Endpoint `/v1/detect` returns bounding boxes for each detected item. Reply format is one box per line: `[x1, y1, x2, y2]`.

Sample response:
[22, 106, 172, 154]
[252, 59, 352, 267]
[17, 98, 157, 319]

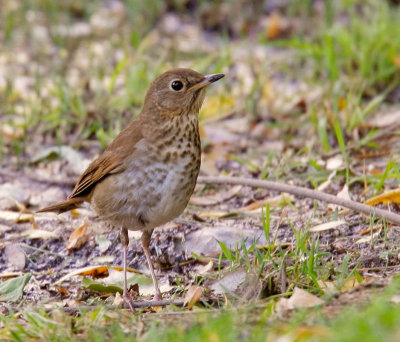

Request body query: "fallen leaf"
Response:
[22, 229, 58, 240]
[309, 220, 347, 232]
[0, 273, 32, 302]
[55, 286, 69, 296]
[355, 229, 381, 244]
[184, 285, 203, 309]
[184, 225, 268, 256]
[0, 272, 23, 279]
[0, 210, 33, 223]
[339, 276, 361, 292]
[196, 261, 214, 275]
[368, 110, 400, 128]
[240, 193, 294, 213]
[197, 210, 237, 219]
[210, 269, 247, 295]
[190, 185, 242, 206]
[92, 255, 115, 264]
[328, 184, 351, 211]
[67, 217, 89, 251]
[365, 189, 400, 205]
[276, 287, 323, 315]
[113, 291, 124, 307]
[326, 155, 343, 170]
[266, 11, 283, 39]
[4, 244, 26, 270]
[55, 265, 110, 284]
[0, 183, 28, 210]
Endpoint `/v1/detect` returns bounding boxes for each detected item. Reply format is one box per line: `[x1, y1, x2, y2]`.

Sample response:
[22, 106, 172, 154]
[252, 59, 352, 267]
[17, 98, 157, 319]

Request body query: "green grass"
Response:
[1, 278, 400, 341]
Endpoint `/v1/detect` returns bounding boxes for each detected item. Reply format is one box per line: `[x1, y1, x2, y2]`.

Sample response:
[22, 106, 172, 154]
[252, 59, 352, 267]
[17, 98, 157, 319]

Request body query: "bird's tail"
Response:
[37, 198, 84, 214]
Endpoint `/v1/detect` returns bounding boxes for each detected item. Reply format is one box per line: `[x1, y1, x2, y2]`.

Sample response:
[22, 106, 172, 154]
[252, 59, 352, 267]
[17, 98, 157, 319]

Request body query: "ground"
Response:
[1, 0, 400, 341]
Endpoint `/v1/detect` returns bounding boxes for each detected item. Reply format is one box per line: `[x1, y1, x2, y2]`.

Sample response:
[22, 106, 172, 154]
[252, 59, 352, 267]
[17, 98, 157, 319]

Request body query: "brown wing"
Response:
[37, 119, 144, 214]
[69, 119, 144, 199]
[68, 150, 125, 199]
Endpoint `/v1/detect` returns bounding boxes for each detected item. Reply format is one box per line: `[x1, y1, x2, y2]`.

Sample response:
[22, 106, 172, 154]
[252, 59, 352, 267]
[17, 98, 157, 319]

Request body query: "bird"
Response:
[38, 68, 225, 311]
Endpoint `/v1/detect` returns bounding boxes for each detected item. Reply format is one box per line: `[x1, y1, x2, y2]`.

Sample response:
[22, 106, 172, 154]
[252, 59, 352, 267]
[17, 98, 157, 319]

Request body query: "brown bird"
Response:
[38, 68, 224, 310]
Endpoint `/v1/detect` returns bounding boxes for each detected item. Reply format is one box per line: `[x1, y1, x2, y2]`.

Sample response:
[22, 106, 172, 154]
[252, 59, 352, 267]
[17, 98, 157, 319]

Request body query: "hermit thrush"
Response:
[38, 68, 224, 310]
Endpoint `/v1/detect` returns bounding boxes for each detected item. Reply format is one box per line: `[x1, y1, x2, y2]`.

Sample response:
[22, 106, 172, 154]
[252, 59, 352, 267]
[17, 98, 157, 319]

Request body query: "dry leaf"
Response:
[326, 155, 343, 170]
[22, 229, 58, 240]
[355, 229, 381, 244]
[365, 189, 400, 205]
[112, 291, 124, 307]
[196, 261, 214, 275]
[0, 272, 23, 279]
[210, 269, 247, 295]
[190, 185, 242, 206]
[184, 285, 203, 310]
[266, 11, 283, 39]
[240, 193, 294, 213]
[276, 287, 324, 316]
[368, 110, 400, 128]
[0, 210, 33, 223]
[309, 220, 347, 232]
[339, 276, 361, 292]
[55, 286, 69, 295]
[197, 210, 237, 219]
[328, 184, 351, 211]
[67, 217, 89, 251]
[55, 265, 110, 284]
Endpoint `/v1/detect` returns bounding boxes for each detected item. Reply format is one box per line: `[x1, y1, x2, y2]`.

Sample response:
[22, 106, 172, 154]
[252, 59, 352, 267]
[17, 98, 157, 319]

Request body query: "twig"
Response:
[197, 176, 400, 225]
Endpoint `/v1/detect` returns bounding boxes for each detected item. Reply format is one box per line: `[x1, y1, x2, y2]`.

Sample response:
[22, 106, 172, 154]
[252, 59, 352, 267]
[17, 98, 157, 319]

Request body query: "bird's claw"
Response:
[123, 294, 136, 313]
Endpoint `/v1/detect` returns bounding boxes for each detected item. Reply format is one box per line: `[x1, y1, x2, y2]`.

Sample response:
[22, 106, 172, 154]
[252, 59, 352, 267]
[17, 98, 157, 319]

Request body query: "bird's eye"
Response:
[171, 80, 183, 91]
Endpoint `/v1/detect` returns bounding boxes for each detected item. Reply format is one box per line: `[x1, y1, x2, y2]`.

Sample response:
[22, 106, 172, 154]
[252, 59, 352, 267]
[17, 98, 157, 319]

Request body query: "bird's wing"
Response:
[69, 120, 144, 199]
[68, 150, 126, 199]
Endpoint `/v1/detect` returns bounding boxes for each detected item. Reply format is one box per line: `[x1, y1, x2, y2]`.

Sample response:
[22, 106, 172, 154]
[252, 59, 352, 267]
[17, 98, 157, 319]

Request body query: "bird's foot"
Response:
[153, 293, 162, 302]
[123, 294, 136, 313]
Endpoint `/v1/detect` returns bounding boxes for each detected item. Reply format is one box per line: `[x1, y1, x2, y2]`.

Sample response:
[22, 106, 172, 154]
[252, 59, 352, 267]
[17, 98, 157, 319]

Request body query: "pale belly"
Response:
[91, 143, 200, 231]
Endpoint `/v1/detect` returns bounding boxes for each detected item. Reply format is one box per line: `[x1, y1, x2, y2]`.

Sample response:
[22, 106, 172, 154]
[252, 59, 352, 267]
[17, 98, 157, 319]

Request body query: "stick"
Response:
[197, 176, 400, 225]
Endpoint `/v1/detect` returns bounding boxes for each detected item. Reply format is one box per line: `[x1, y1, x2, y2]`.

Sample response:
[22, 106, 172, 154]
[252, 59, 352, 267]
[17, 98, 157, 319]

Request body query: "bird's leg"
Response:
[121, 228, 135, 312]
[141, 230, 162, 301]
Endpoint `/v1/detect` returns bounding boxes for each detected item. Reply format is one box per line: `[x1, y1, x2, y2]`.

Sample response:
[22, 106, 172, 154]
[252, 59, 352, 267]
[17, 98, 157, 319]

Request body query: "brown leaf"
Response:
[67, 217, 89, 251]
[55, 286, 69, 295]
[266, 11, 283, 39]
[184, 285, 203, 310]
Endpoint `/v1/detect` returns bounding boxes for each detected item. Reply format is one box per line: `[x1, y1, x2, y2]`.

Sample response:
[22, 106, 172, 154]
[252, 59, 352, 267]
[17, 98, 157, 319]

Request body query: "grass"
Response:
[1, 278, 400, 341]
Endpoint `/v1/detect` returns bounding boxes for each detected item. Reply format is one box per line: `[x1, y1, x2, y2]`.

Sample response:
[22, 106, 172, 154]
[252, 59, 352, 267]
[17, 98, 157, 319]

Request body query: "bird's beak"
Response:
[187, 73, 225, 92]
